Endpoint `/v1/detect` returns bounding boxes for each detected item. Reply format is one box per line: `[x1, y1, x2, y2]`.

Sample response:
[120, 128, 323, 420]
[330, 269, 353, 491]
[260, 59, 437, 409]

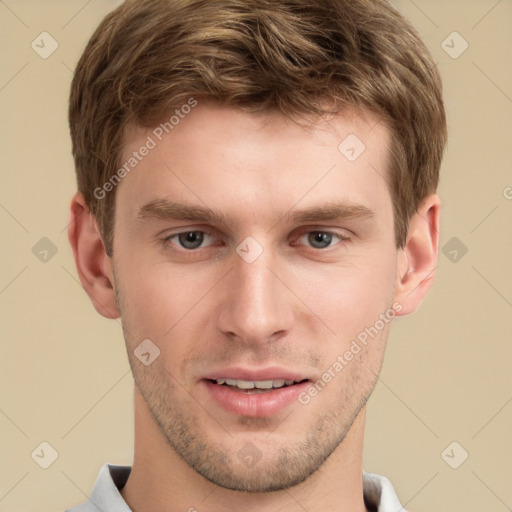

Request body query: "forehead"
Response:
[122, 102, 387, 156]
[116, 102, 393, 228]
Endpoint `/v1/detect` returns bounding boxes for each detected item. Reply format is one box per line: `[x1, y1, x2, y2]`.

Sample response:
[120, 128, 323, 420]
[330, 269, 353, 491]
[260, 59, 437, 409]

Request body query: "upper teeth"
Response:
[216, 378, 295, 389]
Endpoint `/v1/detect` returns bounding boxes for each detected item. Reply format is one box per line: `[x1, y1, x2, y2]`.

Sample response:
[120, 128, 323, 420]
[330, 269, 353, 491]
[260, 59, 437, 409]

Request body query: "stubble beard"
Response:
[113, 274, 379, 493]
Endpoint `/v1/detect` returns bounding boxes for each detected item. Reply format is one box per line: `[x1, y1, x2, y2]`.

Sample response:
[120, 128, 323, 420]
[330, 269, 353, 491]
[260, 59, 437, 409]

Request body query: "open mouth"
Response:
[203, 374, 311, 416]
[206, 378, 309, 394]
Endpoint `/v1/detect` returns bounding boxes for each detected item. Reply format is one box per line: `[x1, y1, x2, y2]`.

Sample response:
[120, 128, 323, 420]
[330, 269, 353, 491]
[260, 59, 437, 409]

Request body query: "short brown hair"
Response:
[69, 0, 447, 256]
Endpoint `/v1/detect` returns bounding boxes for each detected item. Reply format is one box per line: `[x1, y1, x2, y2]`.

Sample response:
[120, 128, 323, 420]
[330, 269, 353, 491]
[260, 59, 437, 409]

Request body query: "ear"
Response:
[67, 192, 120, 319]
[393, 193, 441, 316]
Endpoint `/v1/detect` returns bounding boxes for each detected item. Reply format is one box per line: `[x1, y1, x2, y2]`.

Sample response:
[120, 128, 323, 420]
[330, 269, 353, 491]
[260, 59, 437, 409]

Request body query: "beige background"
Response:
[0, 1, 511, 511]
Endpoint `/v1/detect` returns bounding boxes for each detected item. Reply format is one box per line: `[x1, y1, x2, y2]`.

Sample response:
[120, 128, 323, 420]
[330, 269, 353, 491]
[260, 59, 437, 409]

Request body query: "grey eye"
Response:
[178, 231, 205, 249]
[307, 232, 333, 249]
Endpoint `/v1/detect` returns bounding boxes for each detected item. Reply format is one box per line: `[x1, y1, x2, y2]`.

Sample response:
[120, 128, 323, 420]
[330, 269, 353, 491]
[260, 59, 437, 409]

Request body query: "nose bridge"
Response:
[218, 244, 293, 344]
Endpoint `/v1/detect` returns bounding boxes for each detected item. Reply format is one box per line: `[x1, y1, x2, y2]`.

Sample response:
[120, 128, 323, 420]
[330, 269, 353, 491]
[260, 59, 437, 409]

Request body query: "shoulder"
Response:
[363, 471, 406, 512]
[64, 463, 132, 512]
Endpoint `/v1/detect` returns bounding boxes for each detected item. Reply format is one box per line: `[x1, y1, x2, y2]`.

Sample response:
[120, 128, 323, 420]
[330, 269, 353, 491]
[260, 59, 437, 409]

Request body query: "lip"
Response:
[201, 367, 309, 383]
[202, 379, 310, 418]
[200, 367, 311, 418]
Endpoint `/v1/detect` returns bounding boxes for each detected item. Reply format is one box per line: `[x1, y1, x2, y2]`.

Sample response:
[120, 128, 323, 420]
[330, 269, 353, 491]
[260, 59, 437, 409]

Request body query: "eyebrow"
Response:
[136, 199, 375, 226]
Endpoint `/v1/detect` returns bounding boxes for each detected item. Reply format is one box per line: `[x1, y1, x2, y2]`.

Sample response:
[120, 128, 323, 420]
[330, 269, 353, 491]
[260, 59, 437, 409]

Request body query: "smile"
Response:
[202, 372, 312, 417]
[209, 378, 308, 393]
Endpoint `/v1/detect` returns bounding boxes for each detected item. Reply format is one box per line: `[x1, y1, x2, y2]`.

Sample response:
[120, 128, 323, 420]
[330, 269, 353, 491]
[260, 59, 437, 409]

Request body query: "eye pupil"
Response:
[308, 231, 332, 249]
[179, 231, 204, 249]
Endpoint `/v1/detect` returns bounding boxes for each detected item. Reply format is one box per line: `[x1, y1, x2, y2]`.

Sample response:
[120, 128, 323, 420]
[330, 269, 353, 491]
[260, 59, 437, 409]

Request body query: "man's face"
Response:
[111, 102, 399, 492]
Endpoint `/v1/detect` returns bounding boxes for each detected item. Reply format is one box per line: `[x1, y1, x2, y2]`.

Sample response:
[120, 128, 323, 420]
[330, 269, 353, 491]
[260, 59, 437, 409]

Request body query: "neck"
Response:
[120, 386, 369, 512]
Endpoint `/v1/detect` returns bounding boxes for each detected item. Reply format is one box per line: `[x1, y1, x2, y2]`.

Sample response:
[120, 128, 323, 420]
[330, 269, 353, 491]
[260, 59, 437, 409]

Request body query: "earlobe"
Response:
[67, 192, 120, 319]
[393, 194, 441, 316]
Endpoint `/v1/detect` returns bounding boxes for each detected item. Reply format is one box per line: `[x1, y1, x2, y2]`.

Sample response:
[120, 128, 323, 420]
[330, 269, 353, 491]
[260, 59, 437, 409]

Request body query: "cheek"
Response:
[116, 261, 219, 367]
[116, 262, 191, 341]
[290, 252, 397, 343]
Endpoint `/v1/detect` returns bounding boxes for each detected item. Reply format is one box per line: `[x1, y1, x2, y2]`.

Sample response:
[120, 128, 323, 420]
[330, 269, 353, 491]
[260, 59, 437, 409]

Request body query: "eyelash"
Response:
[160, 228, 350, 252]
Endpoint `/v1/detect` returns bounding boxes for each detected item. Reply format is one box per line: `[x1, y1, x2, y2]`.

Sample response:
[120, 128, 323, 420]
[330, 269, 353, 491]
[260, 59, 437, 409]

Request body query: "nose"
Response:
[217, 245, 295, 346]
